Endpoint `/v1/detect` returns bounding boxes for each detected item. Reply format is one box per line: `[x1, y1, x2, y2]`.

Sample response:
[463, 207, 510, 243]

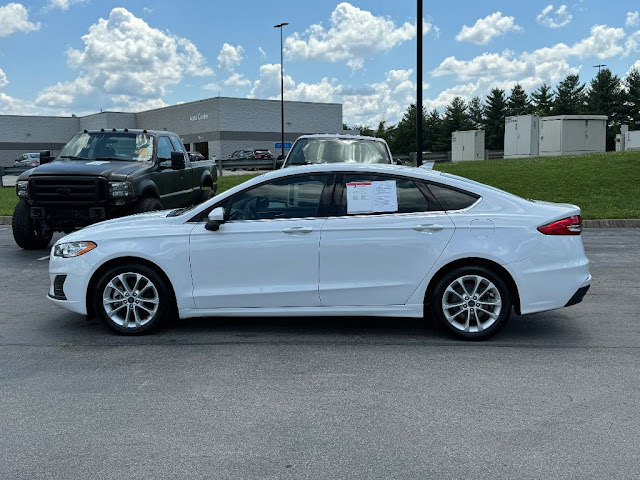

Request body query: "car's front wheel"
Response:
[430, 266, 511, 340]
[93, 264, 173, 334]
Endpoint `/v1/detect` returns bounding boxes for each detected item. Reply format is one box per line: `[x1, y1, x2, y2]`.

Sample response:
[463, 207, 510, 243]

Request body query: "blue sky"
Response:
[1, 1, 639, 126]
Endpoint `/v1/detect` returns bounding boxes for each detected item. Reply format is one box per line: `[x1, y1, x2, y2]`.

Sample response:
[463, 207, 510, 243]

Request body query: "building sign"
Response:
[190, 113, 209, 121]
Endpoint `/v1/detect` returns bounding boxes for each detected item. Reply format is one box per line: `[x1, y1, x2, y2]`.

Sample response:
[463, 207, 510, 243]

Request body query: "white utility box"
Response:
[451, 130, 485, 161]
[504, 115, 539, 158]
[539, 115, 607, 156]
[625, 130, 640, 151]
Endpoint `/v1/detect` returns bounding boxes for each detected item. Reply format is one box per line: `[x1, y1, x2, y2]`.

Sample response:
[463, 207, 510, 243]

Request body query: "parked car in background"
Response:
[188, 151, 205, 162]
[14, 153, 40, 168]
[229, 150, 253, 160]
[48, 163, 590, 340]
[251, 149, 274, 160]
[13, 129, 217, 250]
[281, 134, 393, 168]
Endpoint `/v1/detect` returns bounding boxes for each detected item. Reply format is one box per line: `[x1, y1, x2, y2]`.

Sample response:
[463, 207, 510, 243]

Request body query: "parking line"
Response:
[37, 256, 49, 261]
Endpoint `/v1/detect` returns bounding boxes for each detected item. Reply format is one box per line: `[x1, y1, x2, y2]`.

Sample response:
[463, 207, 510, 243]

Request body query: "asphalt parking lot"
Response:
[1, 227, 639, 479]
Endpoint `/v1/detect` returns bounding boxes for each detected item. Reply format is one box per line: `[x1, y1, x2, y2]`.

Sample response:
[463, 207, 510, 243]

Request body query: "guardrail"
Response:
[0, 165, 31, 187]
[394, 150, 505, 166]
[216, 157, 278, 177]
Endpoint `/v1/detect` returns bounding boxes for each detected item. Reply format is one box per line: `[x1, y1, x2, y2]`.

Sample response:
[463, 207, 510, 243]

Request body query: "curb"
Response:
[1, 215, 639, 228]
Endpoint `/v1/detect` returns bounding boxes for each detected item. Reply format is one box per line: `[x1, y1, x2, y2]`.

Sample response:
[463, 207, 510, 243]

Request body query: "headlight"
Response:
[109, 181, 133, 198]
[16, 181, 29, 198]
[53, 241, 97, 258]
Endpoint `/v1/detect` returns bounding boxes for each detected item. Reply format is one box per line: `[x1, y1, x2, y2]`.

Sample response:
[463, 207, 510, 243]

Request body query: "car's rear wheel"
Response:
[93, 264, 172, 334]
[430, 266, 511, 340]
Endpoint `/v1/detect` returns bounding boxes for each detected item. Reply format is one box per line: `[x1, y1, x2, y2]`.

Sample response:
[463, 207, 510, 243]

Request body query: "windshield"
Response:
[285, 138, 390, 166]
[56, 132, 154, 162]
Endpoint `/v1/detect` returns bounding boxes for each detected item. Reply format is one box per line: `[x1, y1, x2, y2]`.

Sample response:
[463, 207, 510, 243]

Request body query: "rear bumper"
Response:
[565, 284, 590, 307]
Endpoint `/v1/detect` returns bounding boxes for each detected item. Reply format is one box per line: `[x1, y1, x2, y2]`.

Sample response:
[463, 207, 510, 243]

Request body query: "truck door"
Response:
[156, 136, 191, 208]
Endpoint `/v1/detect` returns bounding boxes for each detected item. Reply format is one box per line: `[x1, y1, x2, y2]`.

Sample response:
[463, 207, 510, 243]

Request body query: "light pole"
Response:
[274, 22, 289, 158]
[416, 1, 423, 167]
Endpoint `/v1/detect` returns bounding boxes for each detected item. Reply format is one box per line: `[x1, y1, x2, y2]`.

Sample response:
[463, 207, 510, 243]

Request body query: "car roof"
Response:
[295, 134, 388, 143]
[82, 129, 177, 136]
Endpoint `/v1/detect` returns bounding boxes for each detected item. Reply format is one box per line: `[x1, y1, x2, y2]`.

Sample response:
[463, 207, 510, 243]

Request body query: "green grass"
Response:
[433, 151, 640, 219]
[2, 152, 639, 219]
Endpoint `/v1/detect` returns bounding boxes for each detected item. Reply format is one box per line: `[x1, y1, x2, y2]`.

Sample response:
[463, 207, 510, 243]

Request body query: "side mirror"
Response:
[171, 151, 186, 170]
[205, 207, 225, 231]
[39, 150, 52, 165]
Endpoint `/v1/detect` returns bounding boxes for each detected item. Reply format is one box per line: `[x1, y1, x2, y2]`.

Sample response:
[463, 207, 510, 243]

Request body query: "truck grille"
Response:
[30, 177, 108, 204]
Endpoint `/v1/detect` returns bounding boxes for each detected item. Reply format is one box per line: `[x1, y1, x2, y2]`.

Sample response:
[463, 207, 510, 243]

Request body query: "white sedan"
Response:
[48, 163, 590, 340]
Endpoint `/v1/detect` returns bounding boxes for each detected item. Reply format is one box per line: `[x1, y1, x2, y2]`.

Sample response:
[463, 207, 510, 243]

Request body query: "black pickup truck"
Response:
[13, 128, 217, 249]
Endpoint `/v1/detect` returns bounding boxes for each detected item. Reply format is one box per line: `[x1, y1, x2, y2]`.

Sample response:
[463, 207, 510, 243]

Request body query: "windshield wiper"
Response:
[167, 206, 193, 217]
[95, 157, 122, 161]
[59, 155, 85, 160]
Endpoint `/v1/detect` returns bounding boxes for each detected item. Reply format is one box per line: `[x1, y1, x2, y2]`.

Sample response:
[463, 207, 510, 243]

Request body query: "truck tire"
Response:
[197, 188, 215, 204]
[12, 200, 53, 250]
[133, 197, 163, 214]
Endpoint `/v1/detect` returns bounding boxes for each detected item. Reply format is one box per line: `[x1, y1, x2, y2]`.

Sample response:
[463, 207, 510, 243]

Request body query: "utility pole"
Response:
[416, 0, 423, 167]
[274, 22, 289, 158]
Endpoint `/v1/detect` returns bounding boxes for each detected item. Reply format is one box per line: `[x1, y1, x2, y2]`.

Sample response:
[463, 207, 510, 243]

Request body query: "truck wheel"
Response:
[197, 188, 215, 204]
[93, 263, 173, 334]
[133, 197, 163, 214]
[12, 200, 53, 250]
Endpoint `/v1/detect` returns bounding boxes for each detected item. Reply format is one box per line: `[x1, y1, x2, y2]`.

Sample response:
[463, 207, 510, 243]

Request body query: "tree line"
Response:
[346, 68, 640, 154]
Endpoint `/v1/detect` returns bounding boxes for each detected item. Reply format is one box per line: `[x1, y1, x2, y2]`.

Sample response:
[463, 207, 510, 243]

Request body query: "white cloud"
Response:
[47, 0, 83, 11]
[455, 12, 521, 45]
[217, 43, 244, 72]
[258, 46, 267, 60]
[537, 4, 572, 29]
[0, 3, 40, 37]
[626, 31, 640, 54]
[202, 82, 220, 92]
[223, 72, 251, 87]
[248, 63, 340, 103]
[0, 68, 8, 88]
[284, 2, 422, 69]
[342, 69, 416, 126]
[626, 11, 639, 28]
[33, 7, 212, 112]
[434, 24, 625, 84]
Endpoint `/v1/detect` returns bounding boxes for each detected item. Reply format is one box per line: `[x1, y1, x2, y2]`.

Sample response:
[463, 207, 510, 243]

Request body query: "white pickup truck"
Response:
[281, 134, 394, 167]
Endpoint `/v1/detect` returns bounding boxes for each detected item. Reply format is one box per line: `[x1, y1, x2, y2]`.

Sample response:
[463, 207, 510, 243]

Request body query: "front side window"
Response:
[338, 174, 435, 216]
[157, 137, 174, 160]
[226, 174, 329, 221]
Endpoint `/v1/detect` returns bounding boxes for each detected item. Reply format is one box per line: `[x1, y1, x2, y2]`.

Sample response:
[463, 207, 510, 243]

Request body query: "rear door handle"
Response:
[282, 227, 314, 235]
[412, 224, 445, 232]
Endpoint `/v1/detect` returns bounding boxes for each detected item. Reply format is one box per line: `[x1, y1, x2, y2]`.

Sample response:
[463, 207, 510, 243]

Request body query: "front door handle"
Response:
[412, 224, 445, 232]
[282, 227, 314, 235]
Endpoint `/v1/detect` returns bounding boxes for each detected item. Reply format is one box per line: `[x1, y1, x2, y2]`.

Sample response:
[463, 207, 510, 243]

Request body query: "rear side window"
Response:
[337, 173, 436, 215]
[427, 183, 479, 211]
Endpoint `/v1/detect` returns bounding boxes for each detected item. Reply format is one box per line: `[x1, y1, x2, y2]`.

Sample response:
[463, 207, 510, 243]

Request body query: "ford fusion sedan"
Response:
[48, 163, 590, 340]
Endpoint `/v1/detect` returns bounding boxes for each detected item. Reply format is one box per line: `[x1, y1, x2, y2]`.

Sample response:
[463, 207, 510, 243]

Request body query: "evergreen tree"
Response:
[552, 74, 586, 115]
[468, 96, 485, 129]
[389, 103, 427, 154]
[506, 84, 531, 116]
[531, 83, 554, 116]
[443, 97, 473, 133]
[586, 68, 625, 150]
[624, 68, 640, 130]
[425, 108, 445, 152]
[484, 88, 508, 150]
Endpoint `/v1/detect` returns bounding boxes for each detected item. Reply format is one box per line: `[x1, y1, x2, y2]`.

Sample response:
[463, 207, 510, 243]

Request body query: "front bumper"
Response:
[47, 252, 96, 315]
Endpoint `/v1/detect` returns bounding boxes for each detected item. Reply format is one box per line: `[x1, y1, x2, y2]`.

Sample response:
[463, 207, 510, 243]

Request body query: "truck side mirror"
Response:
[205, 207, 225, 231]
[171, 151, 186, 170]
[39, 150, 52, 165]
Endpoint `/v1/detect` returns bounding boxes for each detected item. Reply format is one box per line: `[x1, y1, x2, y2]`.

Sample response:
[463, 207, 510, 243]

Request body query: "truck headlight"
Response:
[16, 181, 29, 198]
[109, 181, 133, 198]
[53, 241, 97, 258]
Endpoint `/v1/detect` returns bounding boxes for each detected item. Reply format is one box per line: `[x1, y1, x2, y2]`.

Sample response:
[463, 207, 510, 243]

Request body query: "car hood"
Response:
[21, 159, 149, 181]
[54, 210, 177, 245]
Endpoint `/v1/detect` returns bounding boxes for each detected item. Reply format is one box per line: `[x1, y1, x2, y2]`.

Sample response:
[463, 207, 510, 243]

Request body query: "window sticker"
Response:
[346, 180, 398, 214]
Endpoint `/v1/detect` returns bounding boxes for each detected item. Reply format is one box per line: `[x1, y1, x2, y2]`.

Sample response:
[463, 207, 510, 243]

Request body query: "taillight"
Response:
[254, 154, 260, 158]
[538, 215, 583, 235]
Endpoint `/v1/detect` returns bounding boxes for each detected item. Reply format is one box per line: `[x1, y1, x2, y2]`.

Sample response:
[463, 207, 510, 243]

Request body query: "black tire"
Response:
[133, 197, 162, 214]
[93, 263, 173, 334]
[197, 188, 215, 204]
[12, 200, 53, 250]
[430, 265, 512, 341]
